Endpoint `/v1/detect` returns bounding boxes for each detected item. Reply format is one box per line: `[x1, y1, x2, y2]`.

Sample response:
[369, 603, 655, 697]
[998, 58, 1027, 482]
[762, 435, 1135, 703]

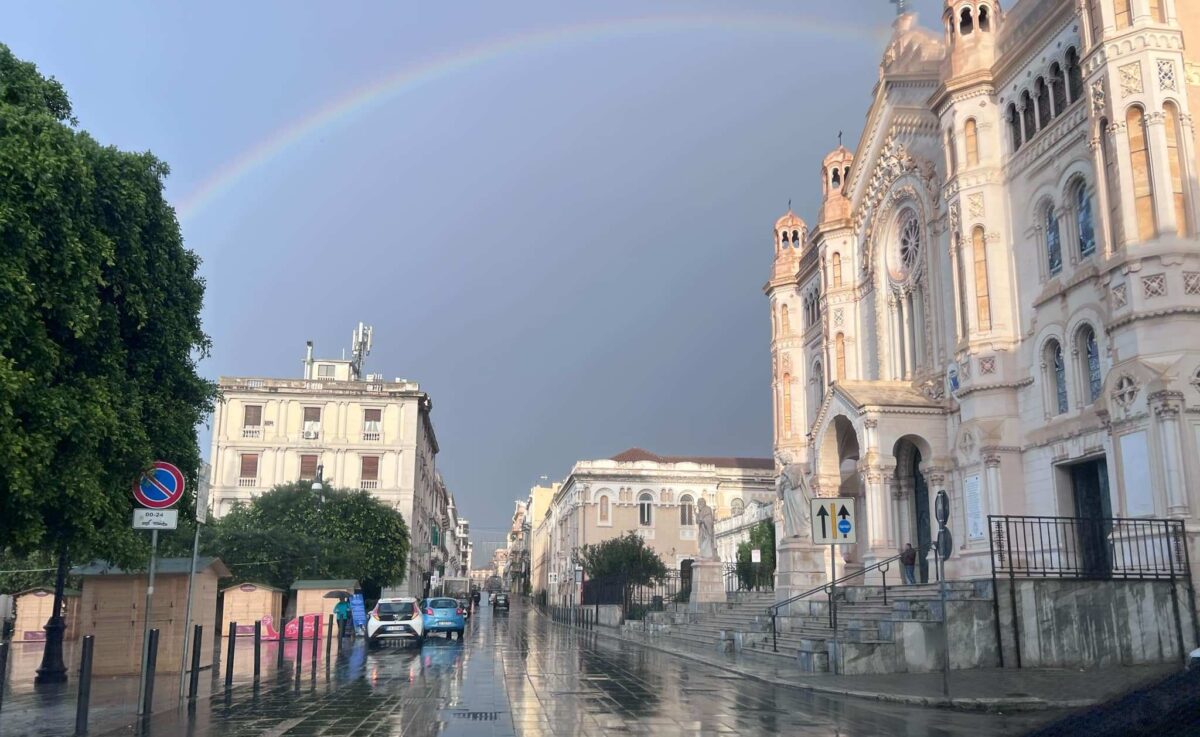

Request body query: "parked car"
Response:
[367, 597, 423, 646]
[420, 597, 466, 639]
[492, 592, 510, 611]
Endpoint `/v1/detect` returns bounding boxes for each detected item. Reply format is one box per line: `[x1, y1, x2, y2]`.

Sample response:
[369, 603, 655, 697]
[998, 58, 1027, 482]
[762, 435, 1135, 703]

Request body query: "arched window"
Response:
[1046, 67, 1065, 121]
[792, 229, 800, 246]
[1088, 2, 1104, 44]
[831, 169, 841, 189]
[1164, 102, 1190, 237]
[835, 333, 847, 382]
[781, 232, 790, 249]
[1079, 326, 1103, 403]
[781, 373, 793, 437]
[1101, 117, 1123, 247]
[731, 498, 745, 516]
[1115, 0, 1133, 29]
[1127, 106, 1157, 242]
[599, 495, 610, 523]
[1075, 181, 1096, 256]
[780, 304, 790, 334]
[1066, 48, 1083, 102]
[948, 129, 958, 175]
[679, 494, 695, 526]
[1151, 0, 1167, 23]
[1022, 91, 1037, 140]
[831, 252, 843, 287]
[1036, 78, 1051, 129]
[979, 4, 991, 32]
[965, 119, 979, 166]
[1008, 104, 1022, 151]
[1047, 340, 1069, 415]
[638, 492, 653, 526]
[960, 7, 974, 35]
[972, 227, 991, 331]
[1046, 205, 1063, 276]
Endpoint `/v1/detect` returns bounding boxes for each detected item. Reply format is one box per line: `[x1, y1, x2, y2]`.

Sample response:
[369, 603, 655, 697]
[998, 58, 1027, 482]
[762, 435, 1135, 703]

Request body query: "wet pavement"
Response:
[2, 603, 1066, 736]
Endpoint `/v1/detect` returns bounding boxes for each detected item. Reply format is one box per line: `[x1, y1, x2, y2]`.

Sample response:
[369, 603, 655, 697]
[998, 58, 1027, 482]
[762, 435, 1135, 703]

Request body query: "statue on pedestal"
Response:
[775, 451, 813, 539]
[696, 497, 716, 560]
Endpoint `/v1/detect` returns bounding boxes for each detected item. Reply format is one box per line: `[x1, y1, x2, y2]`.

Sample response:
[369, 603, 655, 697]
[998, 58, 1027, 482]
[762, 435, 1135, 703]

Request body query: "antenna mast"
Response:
[350, 322, 373, 381]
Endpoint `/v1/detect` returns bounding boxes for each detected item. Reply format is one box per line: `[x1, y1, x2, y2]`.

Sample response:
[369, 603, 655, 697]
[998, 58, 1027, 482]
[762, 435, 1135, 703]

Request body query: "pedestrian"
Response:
[471, 589, 481, 612]
[900, 543, 917, 585]
[333, 597, 350, 638]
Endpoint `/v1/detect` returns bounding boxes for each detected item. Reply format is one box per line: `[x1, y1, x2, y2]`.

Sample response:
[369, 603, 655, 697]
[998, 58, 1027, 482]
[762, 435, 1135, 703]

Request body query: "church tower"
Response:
[814, 145, 858, 387]
[767, 210, 808, 461]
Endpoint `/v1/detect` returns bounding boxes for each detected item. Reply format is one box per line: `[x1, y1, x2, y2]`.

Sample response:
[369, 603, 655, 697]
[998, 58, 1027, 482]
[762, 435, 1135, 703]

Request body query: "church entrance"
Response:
[894, 436, 932, 583]
[1069, 458, 1111, 579]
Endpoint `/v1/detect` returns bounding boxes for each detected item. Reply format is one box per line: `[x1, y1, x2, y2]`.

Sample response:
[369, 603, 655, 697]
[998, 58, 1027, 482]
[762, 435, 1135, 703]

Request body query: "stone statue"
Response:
[696, 497, 716, 560]
[775, 451, 813, 539]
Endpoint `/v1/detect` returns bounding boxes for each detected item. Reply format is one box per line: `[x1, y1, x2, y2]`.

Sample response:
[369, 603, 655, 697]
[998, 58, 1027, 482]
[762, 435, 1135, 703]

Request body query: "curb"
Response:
[544, 614, 1093, 713]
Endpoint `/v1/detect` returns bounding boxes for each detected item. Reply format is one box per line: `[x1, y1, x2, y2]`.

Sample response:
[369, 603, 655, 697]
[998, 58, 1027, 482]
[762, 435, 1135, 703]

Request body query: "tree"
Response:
[0, 45, 216, 682]
[735, 521, 776, 591]
[578, 533, 667, 587]
[205, 482, 410, 601]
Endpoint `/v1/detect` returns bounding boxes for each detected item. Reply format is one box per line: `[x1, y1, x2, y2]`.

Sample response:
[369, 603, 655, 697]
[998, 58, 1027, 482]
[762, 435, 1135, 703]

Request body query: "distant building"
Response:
[538, 448, 773, 604]
[207, 327, 461, 596]
[715, 500, 775, 565]
[527, 482, 561, 598]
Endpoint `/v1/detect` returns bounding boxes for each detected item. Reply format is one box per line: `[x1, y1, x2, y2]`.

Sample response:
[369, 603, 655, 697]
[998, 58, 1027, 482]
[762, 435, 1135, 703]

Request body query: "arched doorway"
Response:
[894, 436, 932, 583]
[818, 415, 864, 568]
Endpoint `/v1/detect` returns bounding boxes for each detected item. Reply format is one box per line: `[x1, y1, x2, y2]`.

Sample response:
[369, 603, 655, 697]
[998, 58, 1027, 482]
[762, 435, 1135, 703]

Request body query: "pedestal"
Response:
[775, 537, 827, 602]
[689, 560, 725, 608]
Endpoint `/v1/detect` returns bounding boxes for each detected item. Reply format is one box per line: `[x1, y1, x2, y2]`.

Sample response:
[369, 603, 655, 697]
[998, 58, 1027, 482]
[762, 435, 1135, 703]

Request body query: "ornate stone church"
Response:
[767, 0, 1200, 585]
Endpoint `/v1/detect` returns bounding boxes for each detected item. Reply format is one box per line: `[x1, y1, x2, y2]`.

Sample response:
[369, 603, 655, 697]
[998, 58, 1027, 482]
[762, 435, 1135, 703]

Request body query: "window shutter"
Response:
[361, 456, 380, 480]
[364, 408, 381, 423]
[240, 454, 259, 478]
[303, 407, 321, 422]
[300, 455, 318, 480]
[243, 405, 262, 427]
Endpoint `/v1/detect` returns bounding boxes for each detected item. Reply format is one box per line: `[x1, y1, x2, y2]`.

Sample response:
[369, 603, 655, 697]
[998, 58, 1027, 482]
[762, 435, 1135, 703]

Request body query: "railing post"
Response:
[74, 635, 94, 736]
[882, 565, 888, 607]
[188, 624, 202, 702]
[989, 516, 1005, 668]
[225, 622, 236, 694]
[771, 610, 777, 653]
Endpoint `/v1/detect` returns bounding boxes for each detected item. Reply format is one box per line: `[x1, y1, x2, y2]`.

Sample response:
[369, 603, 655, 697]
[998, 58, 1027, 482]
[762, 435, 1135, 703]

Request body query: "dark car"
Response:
[492, 592, 510, 610]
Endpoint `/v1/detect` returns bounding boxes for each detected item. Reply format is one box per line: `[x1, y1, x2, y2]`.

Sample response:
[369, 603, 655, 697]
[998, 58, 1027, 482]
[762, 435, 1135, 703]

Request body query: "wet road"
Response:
[98, 602, 1056, 737]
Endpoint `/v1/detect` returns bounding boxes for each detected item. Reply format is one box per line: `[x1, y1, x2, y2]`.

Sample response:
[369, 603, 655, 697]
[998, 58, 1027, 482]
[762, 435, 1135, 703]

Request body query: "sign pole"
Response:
[137, 529, 159, 715]
[829, 543, 838, 676]
[178, 466, 208, 701]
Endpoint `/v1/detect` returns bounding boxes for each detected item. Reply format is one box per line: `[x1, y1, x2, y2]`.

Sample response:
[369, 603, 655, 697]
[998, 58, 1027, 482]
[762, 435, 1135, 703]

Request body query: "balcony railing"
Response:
[237, 477, 257, 488]
[241, 427, 261, 439]
[362, 431, 381, 441]
[360, 479, 380, 490]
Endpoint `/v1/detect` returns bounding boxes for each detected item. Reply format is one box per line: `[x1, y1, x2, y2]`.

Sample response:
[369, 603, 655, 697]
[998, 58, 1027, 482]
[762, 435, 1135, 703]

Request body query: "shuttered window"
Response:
[299, 454, 318, 481]
[239, 454, 259, 479]
[303, 407, 321, 422]
[243, 405, 262, 427]
[361, 456, 380, 481]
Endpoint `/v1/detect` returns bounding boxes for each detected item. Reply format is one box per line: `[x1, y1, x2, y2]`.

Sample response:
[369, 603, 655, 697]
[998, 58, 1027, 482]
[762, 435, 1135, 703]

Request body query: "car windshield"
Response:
[429, 598, 458, 609]
[378, 601, 414, 617]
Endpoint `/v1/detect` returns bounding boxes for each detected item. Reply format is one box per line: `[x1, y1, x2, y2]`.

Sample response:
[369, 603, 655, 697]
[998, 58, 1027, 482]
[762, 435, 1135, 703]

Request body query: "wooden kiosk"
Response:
[74, 557, 230, 676]
[220, 582, 284, 636]
[290, 579, 358, 627]
[12, 587, 81, 642]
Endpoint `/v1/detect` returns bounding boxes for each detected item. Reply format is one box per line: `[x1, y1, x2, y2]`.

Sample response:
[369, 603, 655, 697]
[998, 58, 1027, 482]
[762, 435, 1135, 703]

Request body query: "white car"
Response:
[367, 597, 423, 645]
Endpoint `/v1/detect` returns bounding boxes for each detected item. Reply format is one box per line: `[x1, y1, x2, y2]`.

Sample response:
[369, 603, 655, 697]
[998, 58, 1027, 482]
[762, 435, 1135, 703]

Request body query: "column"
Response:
[1153, 395, 1189, 516]
[984, 454, 1003, 520]
[894, 478, 912, 550]
[1111, 120, 1138, 247]
[1176, 112, 1200, 233]
[900, 292, 914, 379]
[1089, 135, 1116, 258]
[1145, 111, 1177, 237]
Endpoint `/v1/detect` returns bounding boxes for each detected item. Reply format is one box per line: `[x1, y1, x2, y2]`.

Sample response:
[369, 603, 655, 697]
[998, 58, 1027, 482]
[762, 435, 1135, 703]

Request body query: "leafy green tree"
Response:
[0, 45, 215, 681]
[735, 521, 776, 591]
[578, 532, 667, 586]
[205, 482, 410, 601]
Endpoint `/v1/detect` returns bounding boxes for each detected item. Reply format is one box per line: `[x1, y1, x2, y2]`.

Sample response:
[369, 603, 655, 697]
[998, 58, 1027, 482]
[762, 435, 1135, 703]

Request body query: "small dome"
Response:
[775, 210, 806, 231]
[823, 145, 854, 167]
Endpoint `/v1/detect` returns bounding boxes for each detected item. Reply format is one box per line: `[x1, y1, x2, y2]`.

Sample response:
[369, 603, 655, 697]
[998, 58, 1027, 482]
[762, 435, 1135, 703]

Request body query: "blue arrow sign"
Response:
[838, 519, 852, 536]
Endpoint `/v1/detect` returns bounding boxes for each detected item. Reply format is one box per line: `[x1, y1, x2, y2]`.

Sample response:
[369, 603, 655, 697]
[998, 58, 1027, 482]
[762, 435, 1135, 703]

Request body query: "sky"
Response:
[6, 0, 947, 561]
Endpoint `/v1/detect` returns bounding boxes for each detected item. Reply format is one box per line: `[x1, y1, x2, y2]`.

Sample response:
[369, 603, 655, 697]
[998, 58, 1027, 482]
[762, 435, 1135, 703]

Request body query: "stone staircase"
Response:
[647, 582, 994, 675]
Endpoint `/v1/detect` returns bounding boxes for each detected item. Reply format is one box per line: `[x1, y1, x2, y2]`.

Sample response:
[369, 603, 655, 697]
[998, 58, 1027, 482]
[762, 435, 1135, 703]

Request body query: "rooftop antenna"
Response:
[350, 322, 373, 381]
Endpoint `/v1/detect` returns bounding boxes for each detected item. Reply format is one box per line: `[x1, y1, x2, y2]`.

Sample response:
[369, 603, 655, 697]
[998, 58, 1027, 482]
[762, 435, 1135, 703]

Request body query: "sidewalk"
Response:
[573, 618, 1180, 712]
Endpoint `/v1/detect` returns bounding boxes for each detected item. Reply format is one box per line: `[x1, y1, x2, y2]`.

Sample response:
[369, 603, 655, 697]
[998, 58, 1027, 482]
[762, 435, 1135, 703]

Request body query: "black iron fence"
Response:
[724, 562, 774, 593]
[579, 572, 686, 620]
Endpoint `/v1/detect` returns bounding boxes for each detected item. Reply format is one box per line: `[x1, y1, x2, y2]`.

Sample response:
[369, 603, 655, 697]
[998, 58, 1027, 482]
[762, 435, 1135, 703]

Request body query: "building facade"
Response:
[715, 500, 775, 565]
[527, 482, 560, 597]
[768, 1, 1200, 583]
[208, 334, 456, 596]
[540, 448, 773, 604]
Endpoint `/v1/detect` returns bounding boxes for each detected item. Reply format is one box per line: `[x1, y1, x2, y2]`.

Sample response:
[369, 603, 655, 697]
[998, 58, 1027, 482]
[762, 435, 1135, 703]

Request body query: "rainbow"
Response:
[174, 13, 890, 221]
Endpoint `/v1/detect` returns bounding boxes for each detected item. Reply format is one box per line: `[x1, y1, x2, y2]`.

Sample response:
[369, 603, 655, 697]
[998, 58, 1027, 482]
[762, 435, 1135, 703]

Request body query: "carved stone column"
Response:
[1151, 392, 1188, 516]
[984, 454, 1003, 521]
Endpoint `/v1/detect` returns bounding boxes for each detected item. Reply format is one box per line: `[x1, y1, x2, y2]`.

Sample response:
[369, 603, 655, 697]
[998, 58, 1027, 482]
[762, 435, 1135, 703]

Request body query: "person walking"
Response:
[900, 543, 917, 585]
[470, 589, 481, 612]
[333, 597, 350, 638]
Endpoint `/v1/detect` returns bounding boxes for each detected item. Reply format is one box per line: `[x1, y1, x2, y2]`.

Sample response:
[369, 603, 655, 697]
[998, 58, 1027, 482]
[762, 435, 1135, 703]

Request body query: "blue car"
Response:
[421, 597, 466, 639]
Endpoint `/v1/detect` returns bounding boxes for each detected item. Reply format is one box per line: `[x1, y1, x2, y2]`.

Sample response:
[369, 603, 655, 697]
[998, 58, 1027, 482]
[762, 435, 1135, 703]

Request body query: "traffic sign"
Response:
[133, 509, 179, 530]
[133, 461, 186, 509]
[811, 497, 857, 544]
[751, 549, 762, 563]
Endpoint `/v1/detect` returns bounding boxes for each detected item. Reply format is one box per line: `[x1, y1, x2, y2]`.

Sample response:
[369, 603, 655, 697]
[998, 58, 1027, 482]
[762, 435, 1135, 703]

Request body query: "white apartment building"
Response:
[715, 500, 776, 565]
[208, 331, 451, 596]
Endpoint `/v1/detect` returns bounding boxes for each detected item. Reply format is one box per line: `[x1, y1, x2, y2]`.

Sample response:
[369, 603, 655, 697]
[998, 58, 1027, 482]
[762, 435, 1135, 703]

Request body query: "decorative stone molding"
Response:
[983, 455, 1001, 469]
[979, 356, 996, 375]
[1091, 79, 1106, 113]
[968, 193, 985, 219]
[1142, 273, 1166, 299]
[1187, 62, 1200, 87]
[1183, 272, 1200, 296]
[1158, 60, 1177, 92]
[1113, 375, 1139, 408]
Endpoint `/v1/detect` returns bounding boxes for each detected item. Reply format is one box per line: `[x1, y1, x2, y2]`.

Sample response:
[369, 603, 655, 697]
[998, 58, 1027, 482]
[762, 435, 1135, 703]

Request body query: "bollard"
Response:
[325, 614, 333, 664]
[74, 636, 95, 735]
[225, 622, 236, 693]
[294, 619, 304, 686]
[188, 625, 203, 702]
[142, 629, 160, 716]
[310, 615, 319, 675]
[0, 641, 8, 713]
[253, 621, 262, 686]
[276, 622, 285, 670]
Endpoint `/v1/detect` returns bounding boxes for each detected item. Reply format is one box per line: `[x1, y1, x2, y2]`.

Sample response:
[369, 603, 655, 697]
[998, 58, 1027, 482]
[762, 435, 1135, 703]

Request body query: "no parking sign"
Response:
[133, 461, 186, 509]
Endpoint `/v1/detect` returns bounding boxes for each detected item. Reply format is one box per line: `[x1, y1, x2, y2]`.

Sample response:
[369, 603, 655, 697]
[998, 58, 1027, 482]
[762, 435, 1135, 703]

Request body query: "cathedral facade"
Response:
[767, 0, 1200, 583]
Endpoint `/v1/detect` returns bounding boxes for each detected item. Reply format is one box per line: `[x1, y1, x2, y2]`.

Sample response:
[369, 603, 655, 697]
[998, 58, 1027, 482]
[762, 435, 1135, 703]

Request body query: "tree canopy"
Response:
[735, 521, 776, 591]
[205, 482, 410, 600]
[0, 44, 215, 564]
[578, 533, 667, 587]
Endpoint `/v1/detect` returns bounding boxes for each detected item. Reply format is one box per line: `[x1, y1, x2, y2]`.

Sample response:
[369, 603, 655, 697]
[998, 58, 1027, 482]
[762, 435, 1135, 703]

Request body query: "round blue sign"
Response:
[837, 519, 852, 535]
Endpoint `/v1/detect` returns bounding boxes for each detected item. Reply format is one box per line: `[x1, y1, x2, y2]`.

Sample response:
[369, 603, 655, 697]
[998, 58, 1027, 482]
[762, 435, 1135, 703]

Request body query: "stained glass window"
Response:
[1085, 328, 1102, 402]
[1051, 341, 1068, 414]
[1046, 206, 1063, 275]
[1077, 185, 1096, 257]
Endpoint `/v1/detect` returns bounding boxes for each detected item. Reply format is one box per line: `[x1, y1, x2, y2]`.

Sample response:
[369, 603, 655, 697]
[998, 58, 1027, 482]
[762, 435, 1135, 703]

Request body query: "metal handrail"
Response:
[767, 544, 931, 653]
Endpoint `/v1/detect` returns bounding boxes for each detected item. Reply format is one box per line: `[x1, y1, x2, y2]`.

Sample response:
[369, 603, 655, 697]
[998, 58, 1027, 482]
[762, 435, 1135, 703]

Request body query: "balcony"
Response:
[238, 477, 257, 488]
[362, 431, 381, 442]
[241, 427, 261, 439]
[360, 480, 380, 490]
